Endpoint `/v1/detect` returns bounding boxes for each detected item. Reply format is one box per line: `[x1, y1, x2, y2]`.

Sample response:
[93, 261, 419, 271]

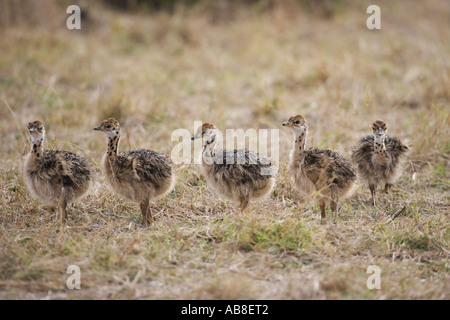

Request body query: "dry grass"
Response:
[0, 0, 449, 299]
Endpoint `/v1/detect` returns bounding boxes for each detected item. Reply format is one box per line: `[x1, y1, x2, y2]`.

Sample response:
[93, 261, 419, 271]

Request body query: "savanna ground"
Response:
[0, 0, 448, 299]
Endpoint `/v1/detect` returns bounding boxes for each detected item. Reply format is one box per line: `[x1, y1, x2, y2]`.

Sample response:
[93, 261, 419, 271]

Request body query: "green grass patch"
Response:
[217, 218, 311, 254]
[393, 233, 431, 251]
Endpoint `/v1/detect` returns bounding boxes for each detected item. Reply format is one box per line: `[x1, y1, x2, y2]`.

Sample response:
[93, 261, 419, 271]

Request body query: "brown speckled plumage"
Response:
[352, 120, 408, 205]
[24, 121, 92, 222]
[283, 115, 356, 220]
[94, 118, 175, 226]
[191, 123, 276, 212]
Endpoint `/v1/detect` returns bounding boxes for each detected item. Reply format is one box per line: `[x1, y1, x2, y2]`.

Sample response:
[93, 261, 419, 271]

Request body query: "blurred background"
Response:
[0, 0, 449, 166]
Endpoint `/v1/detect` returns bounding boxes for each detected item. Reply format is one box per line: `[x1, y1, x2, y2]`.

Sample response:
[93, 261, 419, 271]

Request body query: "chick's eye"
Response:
[295, 121, 300, 124]
[106, 125, 112, 129]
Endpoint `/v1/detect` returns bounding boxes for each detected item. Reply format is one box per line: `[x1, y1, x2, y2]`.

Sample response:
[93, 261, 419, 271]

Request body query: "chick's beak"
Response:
[94, 125, 103, 131]
[282, 121, 292, 127]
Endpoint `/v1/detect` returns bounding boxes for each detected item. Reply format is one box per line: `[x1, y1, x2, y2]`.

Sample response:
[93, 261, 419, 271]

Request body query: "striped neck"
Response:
[106, 134, 120, 157]
[202, 135, 217, 165]
[30, 136, 44, 159]
[294, 129, 307, 152]
[373, 134, 386, 155]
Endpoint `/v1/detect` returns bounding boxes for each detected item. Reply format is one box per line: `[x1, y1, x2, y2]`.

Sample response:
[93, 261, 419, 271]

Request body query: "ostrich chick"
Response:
[24, 121, 93, 222]
[94, 118, 175, 226]
[282, 115, 356, 220]
[191, 123, 276, 212]
[351, 120, 408, 206]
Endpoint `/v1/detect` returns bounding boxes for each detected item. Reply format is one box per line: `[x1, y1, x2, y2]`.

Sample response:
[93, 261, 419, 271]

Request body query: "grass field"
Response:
[0, 0, 449, 299]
